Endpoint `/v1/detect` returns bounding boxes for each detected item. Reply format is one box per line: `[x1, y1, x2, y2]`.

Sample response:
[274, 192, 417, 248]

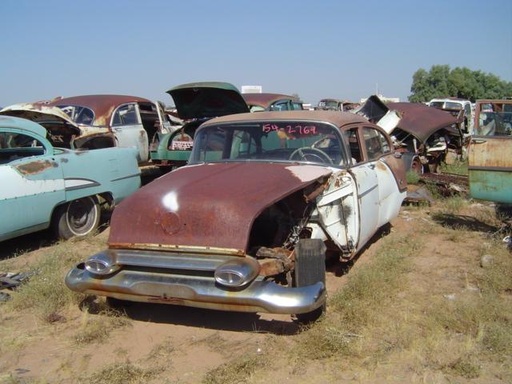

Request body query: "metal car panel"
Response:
[469, 136, 512, 204]
[1, 163, 65, 241]
[468, 99, 512, 204]
[108, 162, 332, 252]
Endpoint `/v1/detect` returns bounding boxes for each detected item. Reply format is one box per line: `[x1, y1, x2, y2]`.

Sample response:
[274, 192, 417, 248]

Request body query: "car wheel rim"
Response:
[66, 197, 98, 236]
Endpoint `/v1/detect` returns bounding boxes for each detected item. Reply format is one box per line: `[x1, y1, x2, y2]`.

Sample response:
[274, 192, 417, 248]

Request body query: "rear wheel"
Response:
[53, 196, 100, 240]
[293, 238, 326, 323]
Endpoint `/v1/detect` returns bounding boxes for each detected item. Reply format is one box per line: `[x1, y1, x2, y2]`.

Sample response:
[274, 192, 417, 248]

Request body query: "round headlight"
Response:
[214, 258, 260, 288]
[84, 252, 119, 276]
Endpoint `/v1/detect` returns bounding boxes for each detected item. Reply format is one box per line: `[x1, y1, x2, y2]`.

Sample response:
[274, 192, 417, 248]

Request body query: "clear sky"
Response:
[1, 0, 511, 108]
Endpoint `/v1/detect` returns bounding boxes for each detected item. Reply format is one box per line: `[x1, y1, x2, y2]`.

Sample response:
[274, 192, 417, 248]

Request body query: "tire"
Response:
[53, 196, 101, 240]
[293, 238, 327, 323]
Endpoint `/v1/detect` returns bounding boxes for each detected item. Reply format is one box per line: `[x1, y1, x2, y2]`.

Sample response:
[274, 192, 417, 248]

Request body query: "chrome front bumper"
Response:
[65, 249, 326, 315]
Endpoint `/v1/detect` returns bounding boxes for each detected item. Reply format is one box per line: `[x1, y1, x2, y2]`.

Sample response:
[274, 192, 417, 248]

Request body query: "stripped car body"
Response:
[468, 99, 512, 204]
[1, 95, 173, 166]
[0, 115, 140, 242]
[242, 93, 304, 112]
[150, 82, 249, 171]
[356, 96, 464, 173]
[66, 110, 407, 322]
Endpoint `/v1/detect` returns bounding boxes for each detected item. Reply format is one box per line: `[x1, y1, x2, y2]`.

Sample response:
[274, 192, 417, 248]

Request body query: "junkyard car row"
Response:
[2, 84, 509, 322]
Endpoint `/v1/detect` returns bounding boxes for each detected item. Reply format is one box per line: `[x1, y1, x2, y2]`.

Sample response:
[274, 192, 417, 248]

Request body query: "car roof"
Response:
[49, 94, 153, 112]
[201, 110, 370, 129]
[0, 115, 48, 137]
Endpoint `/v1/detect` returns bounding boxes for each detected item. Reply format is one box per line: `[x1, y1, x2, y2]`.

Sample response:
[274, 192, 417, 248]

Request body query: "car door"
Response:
[344, 126, 380, 249]
[469, 100, 512, 204]
[362, 125, 406, 225]
[469, 135, 512, 204]
[111, 103, 149, 163]
[0, 130, 65, 241]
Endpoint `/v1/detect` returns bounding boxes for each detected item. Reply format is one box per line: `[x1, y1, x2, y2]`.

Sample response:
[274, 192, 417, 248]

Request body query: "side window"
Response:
[363, 127, 390, 160]
[0, 132, 45, 163]
[112, 104, 139, 126]
[270, 101, 288, 111]
[75, 108, 94, 125]
[345, 128, 362, 163]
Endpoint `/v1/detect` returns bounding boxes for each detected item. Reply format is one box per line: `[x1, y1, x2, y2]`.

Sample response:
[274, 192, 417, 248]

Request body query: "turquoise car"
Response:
[0, 115, 141, 242]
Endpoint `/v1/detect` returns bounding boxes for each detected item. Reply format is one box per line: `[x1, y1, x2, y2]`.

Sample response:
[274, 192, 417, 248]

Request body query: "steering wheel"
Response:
[289, 147, 332, 164]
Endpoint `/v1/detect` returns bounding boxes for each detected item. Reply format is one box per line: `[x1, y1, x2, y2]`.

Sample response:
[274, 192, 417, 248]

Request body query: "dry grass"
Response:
[202, 353, 269, 384]
[280, 199, 512, 382]
[77, 361, 162, 384]
[1, 194, 511, 383]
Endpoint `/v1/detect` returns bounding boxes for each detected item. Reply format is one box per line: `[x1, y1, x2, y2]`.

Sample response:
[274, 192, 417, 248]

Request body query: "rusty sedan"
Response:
[65, 110, 407, 322]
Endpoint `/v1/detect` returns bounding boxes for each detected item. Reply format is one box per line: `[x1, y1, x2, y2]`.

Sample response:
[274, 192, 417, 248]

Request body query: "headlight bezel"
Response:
[214, 257, 260, 288]
[84, 252, 120, 276]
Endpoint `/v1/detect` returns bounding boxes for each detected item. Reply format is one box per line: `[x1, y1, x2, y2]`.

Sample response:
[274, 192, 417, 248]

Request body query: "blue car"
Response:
[0, 115, 141, 242]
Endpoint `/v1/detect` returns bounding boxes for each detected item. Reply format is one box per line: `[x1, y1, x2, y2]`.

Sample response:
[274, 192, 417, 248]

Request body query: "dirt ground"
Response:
[0, 196, 510, 384]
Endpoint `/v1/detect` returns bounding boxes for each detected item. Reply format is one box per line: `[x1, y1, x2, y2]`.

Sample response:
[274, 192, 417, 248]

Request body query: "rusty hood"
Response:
[108, 162, 333, 253]
[0, 103, 81, 136]
[387, 102, 461, 143]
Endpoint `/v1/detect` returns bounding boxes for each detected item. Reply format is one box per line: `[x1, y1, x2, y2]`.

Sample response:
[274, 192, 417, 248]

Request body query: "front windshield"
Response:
[190, 121, 348, 166]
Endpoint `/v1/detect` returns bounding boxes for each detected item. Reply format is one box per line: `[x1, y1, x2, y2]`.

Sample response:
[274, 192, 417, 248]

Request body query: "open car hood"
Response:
[167, 82, 250, 120]
[0, 103, 83, 148]
[0, 103, 81, 135]
[386, 102, 461, 143]
[108, 162, 333, 253]
[0, 102, 114, 148]
[355, 96, 460, 143]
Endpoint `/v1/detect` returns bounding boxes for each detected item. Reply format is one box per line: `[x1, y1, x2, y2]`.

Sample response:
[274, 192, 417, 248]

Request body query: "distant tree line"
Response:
[408, 65, 512, 103]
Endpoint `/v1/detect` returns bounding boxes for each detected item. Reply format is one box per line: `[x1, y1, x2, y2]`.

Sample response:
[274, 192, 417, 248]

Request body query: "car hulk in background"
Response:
[66, 110, 407, 323]
[1, 94, 174, 170]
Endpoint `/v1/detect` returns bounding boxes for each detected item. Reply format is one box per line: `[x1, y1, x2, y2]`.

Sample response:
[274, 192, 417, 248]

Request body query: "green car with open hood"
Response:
[150, 81, 249, 171]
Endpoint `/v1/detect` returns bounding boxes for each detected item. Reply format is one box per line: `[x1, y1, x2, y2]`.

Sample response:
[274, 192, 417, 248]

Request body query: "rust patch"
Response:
[16, 160, 57, 175]
[256, 247, 293, 277]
